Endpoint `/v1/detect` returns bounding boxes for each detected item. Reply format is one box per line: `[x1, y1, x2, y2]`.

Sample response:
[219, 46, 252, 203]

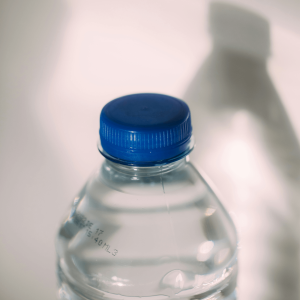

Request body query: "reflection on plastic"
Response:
[184, 2, 300, 300]
[56, 158, 237, 299]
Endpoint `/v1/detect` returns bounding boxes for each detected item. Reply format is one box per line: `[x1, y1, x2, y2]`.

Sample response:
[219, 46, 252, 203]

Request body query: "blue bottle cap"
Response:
[99, 93, 193, 166]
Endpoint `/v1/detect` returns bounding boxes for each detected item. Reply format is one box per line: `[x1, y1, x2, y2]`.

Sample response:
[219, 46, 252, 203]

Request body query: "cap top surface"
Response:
[102, 93, 189, 129]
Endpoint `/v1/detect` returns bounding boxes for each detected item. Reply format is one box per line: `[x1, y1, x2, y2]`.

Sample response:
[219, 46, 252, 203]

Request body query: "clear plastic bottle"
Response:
[56, 93, 238, 300]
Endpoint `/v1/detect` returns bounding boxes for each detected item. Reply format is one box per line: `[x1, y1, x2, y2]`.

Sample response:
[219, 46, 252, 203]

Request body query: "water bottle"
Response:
[56, 93, 238, 300]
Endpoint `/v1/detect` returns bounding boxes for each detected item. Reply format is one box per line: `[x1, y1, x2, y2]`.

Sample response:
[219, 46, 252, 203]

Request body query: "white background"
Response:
[0, 1, 300, 299]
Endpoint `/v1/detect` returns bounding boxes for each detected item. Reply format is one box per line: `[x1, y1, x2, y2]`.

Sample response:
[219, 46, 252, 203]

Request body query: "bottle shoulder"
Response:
[78, 160, 207, 213]
[74, 160, 237, 248]
[57, 159, 238, 299]
[87, 159, 203, 195]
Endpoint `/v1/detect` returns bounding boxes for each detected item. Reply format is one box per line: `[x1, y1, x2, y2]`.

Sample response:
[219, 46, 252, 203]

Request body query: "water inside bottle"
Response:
[56, 160, 237, 300]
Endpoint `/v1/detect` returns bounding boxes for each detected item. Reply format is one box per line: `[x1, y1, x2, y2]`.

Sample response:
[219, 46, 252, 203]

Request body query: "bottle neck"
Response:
[104, 157, 188, 177]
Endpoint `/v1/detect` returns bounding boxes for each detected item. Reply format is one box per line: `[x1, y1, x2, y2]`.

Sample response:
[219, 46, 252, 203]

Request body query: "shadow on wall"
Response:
[184, 2, 300, 300]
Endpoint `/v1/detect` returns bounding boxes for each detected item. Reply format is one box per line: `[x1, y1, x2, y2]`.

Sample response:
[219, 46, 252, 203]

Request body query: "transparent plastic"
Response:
[56, 157, 238, 300]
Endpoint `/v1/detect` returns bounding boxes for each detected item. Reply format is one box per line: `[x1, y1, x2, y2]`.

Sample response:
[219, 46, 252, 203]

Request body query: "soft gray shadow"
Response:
[184, 2, 300, 300]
